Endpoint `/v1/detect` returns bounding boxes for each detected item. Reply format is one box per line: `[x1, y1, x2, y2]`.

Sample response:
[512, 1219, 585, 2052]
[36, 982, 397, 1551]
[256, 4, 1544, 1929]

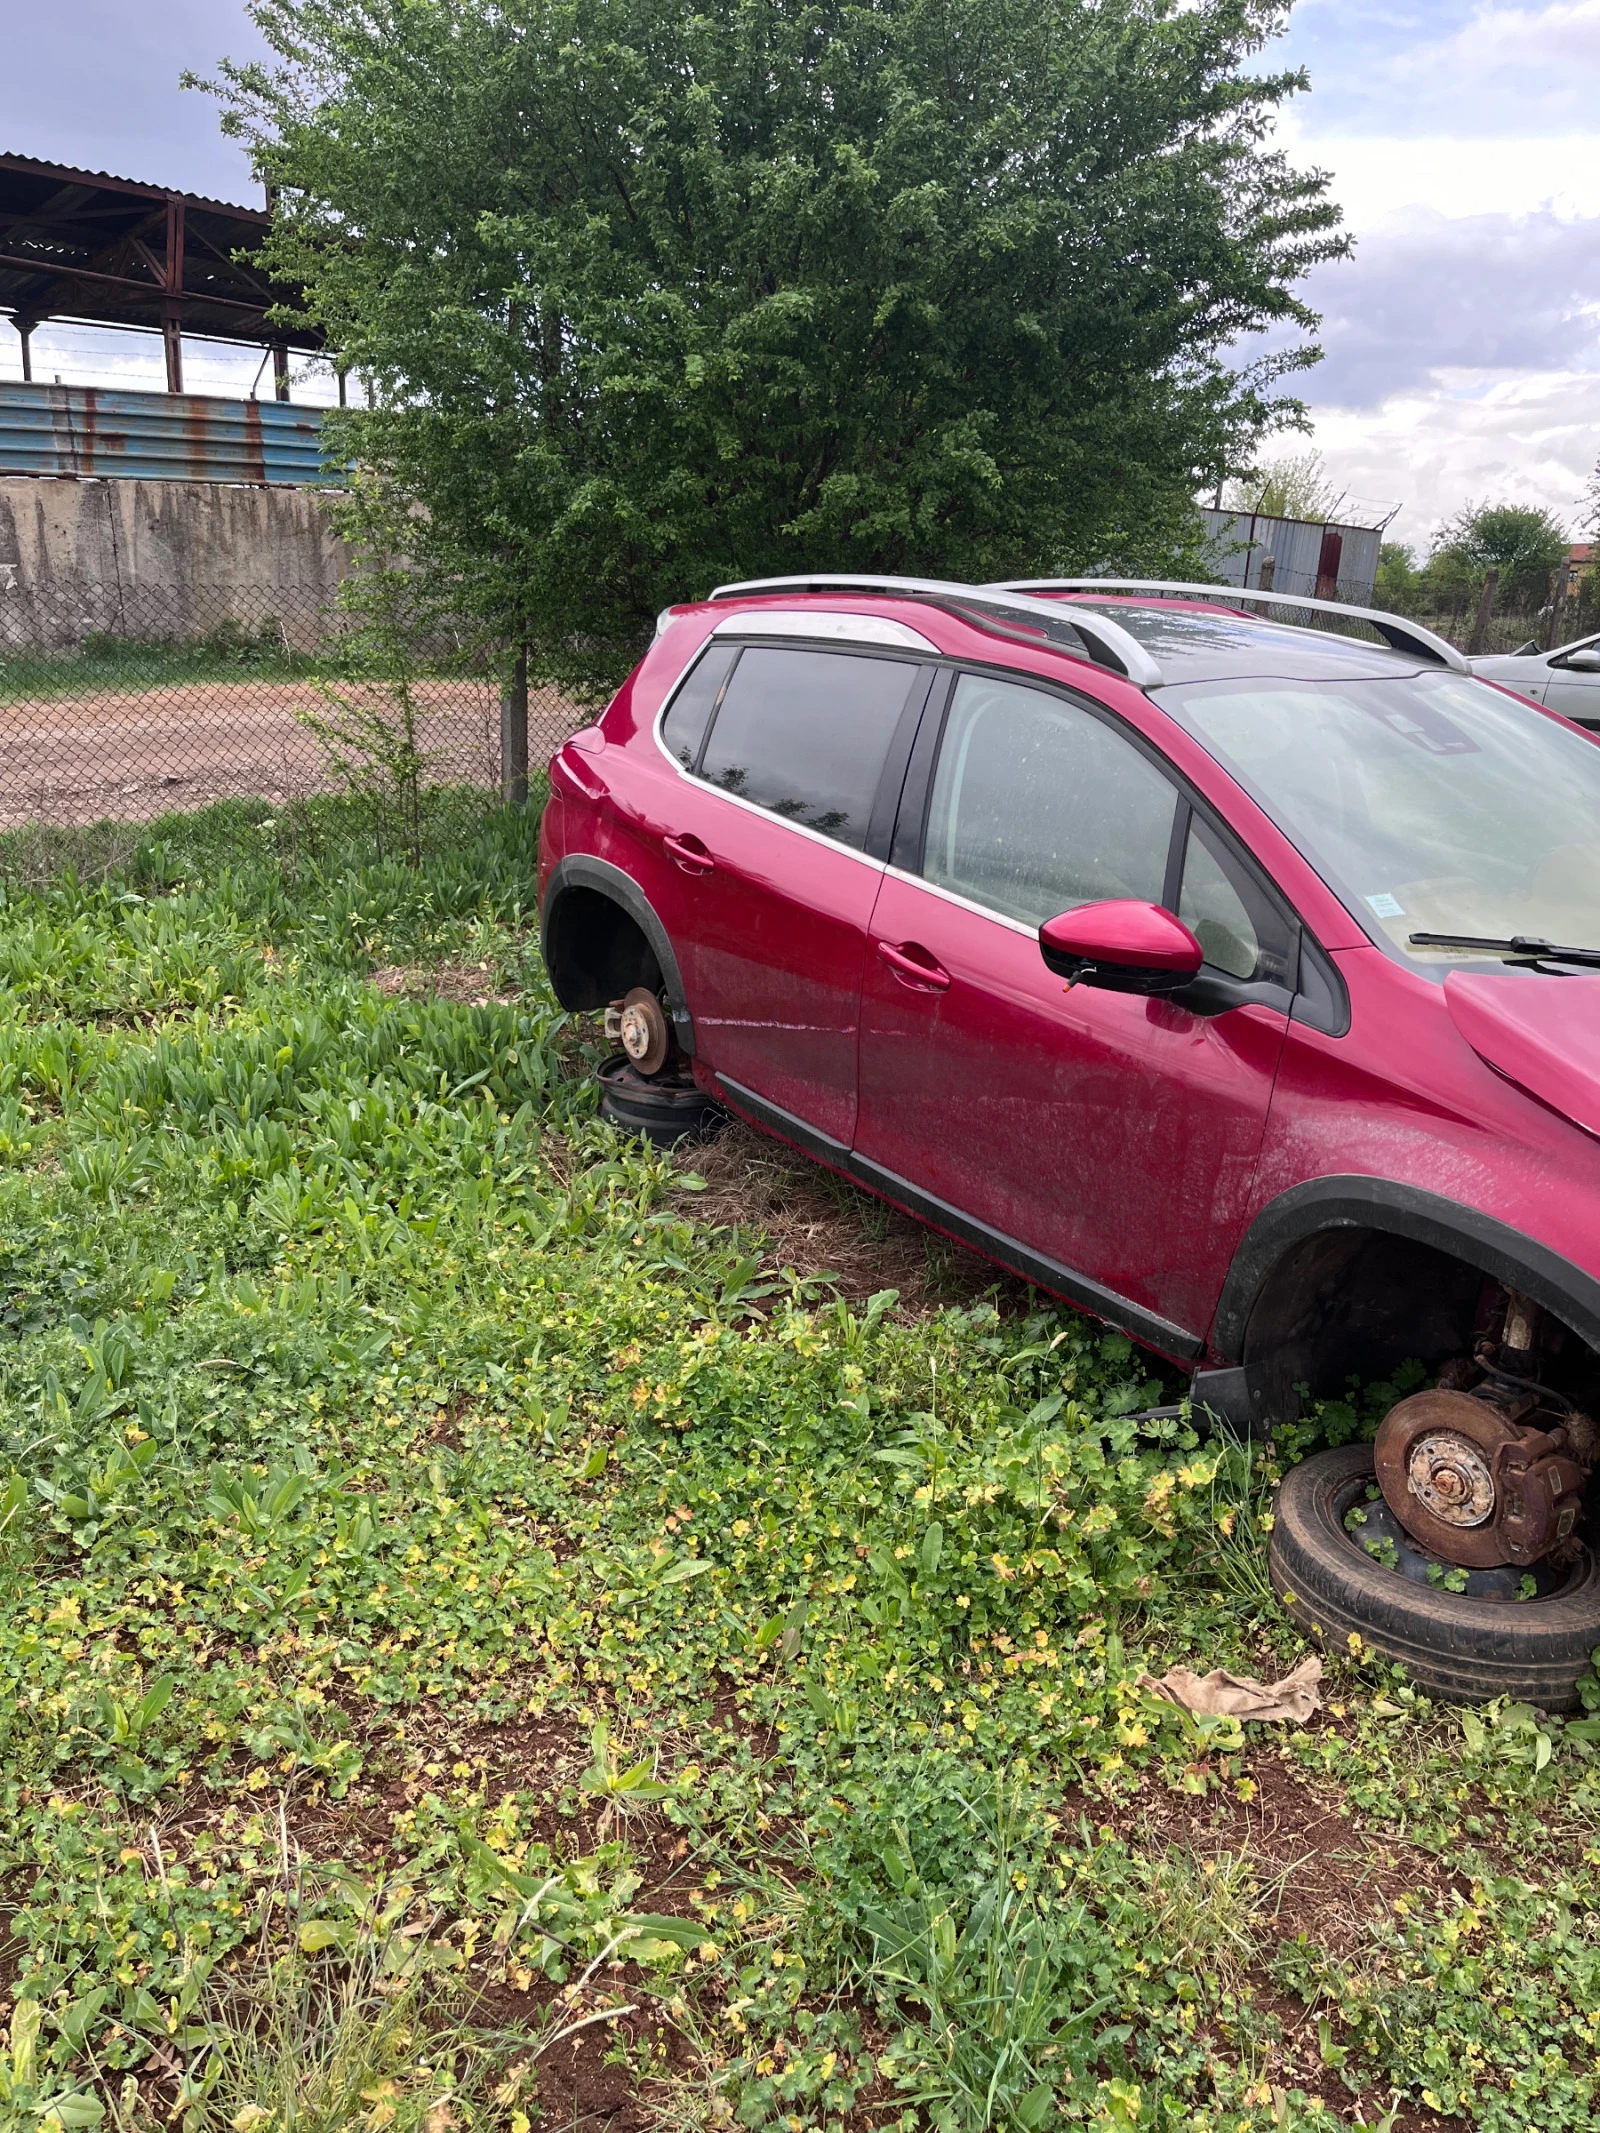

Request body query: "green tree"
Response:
[1373, 540, 1418, 611]
[1222, 448, 1343, 521]
[1426, 502, 1570, 613]
[207, 0, 1345, 694]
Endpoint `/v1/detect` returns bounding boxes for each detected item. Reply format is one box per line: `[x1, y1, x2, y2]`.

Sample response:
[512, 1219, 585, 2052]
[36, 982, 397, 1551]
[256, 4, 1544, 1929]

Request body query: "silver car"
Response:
[1468, 633, 1600, 728]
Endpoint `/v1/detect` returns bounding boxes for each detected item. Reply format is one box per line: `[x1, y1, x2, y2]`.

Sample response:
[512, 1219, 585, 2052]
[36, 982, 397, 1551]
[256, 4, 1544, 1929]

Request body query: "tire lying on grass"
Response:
[1269, 1441, 1600, 1711]
[596, 1053, 725, 1150]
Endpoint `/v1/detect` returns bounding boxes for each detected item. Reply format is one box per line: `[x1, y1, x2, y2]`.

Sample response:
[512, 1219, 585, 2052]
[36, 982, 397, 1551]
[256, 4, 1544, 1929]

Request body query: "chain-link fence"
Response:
[1417, 582, 1600, 659]
[13, 562, 1587, 846]
[0, 578, 583, 832]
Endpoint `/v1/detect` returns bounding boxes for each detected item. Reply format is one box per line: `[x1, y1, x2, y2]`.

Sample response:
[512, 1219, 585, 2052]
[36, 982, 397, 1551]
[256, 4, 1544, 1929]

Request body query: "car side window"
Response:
[660, 643, 739, 770]
[1177, 813, 1295, 984]
[695, 646, 921, 850]
[922, 671, 1178, 925]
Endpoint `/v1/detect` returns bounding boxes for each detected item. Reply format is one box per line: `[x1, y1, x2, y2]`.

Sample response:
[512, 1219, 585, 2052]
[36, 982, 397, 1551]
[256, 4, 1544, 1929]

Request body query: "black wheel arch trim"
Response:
[1213, 1175, 1600, 1360]
[716, 1074, 1204, 1361]
[540, 855, 697, 1056]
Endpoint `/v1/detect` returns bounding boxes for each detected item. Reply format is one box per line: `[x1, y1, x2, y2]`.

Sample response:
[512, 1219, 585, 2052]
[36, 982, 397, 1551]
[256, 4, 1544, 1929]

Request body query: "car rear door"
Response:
[852, 667, 1296, 1354]
[640, 633, 931, 1146]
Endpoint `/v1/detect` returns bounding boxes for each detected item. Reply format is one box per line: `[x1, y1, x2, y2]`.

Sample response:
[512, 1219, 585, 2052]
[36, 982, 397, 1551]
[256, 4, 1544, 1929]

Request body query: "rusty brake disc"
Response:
[1374, 1386, 1588, 1568]
[615, 986, 671, 1077]
[1374, 1389, 1529, 1568]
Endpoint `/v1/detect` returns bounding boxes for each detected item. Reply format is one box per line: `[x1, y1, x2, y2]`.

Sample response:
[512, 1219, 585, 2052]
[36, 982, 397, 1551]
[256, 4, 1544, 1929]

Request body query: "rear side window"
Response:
[660, 643, 738, 770]
[923, 672, 1178, 924]
[696, 647, 920, 850]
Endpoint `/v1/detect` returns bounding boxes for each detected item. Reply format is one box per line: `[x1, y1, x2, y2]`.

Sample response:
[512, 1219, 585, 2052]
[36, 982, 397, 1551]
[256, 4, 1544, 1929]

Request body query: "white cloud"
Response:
[1259, 13, 1600, 535]
[1291, 127, 1600, 228]
[1386, 1, 1600, 127]
[1308, 369, 1599, 545]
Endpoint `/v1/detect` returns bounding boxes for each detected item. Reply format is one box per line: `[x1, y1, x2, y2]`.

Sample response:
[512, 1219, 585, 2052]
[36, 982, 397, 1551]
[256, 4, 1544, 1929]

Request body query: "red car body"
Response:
[539, 581, 1600, 1425]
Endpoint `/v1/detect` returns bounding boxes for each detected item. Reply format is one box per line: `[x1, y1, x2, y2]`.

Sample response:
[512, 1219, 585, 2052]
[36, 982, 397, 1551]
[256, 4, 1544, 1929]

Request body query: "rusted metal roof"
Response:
[0, 151, 263, 219]
[0, 381, 335, 485]
[0, 151, 320, 353]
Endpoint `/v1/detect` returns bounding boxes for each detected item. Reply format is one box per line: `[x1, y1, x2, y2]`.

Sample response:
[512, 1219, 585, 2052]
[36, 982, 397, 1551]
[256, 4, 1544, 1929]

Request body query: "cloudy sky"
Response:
[1268, 0, 1600, 546]
[1, 2, 1597, 545]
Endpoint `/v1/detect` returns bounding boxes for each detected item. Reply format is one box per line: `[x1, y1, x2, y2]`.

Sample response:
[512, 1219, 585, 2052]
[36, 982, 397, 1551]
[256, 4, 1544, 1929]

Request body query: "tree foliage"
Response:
[1374, 540, 1418, 606]
[1222, 447, 1343, 521]
[207, 0, 1345, 691]
[1428, 501, 1570, 611]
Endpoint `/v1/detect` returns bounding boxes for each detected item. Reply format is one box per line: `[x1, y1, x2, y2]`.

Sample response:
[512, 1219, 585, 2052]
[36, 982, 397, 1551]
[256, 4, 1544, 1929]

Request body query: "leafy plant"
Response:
[201, 0, 1346, 695]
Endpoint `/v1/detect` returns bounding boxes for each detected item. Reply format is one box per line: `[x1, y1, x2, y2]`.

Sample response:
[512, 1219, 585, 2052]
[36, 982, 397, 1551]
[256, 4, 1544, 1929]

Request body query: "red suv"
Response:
[539, 575, 1600, 1705]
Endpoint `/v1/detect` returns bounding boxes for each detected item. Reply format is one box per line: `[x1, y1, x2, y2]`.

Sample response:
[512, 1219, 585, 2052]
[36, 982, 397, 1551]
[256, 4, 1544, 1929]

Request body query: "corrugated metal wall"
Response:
[1200, 507, 1382, 606]
[0, 382, 333, 486]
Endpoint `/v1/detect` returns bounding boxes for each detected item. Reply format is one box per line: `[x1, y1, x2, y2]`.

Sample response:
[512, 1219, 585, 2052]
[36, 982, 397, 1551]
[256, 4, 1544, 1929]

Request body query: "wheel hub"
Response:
[1406, 1430, 1495, 1526]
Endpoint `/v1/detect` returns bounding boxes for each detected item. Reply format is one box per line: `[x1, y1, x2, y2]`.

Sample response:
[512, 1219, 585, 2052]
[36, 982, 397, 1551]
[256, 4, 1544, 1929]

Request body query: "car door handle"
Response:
[877, 940, 951, 992]
[664, 833, 715, 876]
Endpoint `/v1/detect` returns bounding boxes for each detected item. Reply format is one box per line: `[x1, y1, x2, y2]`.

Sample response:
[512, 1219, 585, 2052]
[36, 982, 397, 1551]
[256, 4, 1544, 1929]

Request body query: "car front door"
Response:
[639, 635, 930, 1146]
[853, 668, 1296, 1354]
[1541, 639, 1600, 729]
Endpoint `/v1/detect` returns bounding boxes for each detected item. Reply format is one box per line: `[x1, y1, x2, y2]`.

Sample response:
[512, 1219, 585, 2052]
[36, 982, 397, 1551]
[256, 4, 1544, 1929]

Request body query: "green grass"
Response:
[0, 798, 1596, 2132]
[0, 623, 318, 704]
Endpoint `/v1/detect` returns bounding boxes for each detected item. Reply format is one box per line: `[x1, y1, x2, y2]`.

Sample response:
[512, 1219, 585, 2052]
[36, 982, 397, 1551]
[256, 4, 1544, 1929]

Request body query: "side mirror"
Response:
[1559, 649, 1600, 672]
[1039, 900, 1204, 996]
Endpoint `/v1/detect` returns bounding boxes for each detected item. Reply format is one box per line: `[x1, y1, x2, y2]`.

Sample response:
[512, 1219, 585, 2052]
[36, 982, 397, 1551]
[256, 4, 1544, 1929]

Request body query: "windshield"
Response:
[1156, 671, 1600, 969]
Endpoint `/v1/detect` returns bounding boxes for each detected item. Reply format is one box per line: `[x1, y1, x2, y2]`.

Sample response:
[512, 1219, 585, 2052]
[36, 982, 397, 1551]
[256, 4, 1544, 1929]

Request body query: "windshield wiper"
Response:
[1408, 931, 1600, 970]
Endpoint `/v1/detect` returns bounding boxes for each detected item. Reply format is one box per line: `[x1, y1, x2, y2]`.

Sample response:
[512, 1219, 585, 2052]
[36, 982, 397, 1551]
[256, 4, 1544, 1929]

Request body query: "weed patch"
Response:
[0, 799, 1594, 2130]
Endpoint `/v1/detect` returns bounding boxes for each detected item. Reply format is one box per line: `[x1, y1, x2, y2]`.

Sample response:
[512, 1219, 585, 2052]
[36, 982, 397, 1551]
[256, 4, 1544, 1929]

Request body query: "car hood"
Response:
[1445, 971, 1600, 1138]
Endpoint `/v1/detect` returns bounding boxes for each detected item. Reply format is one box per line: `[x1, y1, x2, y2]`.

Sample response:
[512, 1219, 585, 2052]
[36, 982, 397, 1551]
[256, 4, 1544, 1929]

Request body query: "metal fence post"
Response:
[501, 646, 529, 809]
[1467, 568, 1498, 657]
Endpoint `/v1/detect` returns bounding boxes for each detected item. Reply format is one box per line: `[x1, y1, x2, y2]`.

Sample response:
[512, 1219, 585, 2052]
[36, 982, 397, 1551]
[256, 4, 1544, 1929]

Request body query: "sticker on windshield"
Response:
[1366, 893, 1405, 918]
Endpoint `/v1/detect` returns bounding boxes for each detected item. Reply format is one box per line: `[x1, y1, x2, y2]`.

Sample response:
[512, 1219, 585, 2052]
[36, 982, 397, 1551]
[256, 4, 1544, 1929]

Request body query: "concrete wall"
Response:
[0, 477, 351, 652]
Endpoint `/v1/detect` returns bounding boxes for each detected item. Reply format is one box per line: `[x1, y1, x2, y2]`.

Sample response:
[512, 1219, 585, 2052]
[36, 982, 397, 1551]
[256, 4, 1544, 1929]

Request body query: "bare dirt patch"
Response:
[679, 1118, 1037, 1317]
[0, 678, 522, 827]
[1074, 1751, 1461, 2125]
[370, 959, 518, 1007]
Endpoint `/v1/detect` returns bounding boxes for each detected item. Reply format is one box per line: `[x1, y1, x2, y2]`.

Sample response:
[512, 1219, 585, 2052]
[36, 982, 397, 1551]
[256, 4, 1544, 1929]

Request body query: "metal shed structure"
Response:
[1200, 506, 1384, 607]
[0, 151, 321, 398]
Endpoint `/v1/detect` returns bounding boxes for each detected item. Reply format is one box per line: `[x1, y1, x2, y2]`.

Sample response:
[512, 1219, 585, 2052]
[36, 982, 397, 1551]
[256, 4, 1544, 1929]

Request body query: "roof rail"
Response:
[708, 573, 1164, 688]
[992, 578, 1470, 676]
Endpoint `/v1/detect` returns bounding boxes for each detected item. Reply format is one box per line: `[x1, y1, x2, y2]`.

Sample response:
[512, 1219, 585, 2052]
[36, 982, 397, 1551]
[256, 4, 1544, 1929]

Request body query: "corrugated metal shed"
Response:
[1201, 507, 1382, 607]
[0, 382, 333, 485]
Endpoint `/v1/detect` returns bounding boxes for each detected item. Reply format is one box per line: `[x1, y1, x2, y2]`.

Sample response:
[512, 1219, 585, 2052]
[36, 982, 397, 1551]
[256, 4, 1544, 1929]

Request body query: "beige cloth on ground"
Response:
[1138, 1654, 1322, 1723]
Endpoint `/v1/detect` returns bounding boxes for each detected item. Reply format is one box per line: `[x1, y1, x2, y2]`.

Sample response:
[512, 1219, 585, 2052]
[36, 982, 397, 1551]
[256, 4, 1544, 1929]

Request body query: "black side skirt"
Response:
[715, 1074, 1204, 1362]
